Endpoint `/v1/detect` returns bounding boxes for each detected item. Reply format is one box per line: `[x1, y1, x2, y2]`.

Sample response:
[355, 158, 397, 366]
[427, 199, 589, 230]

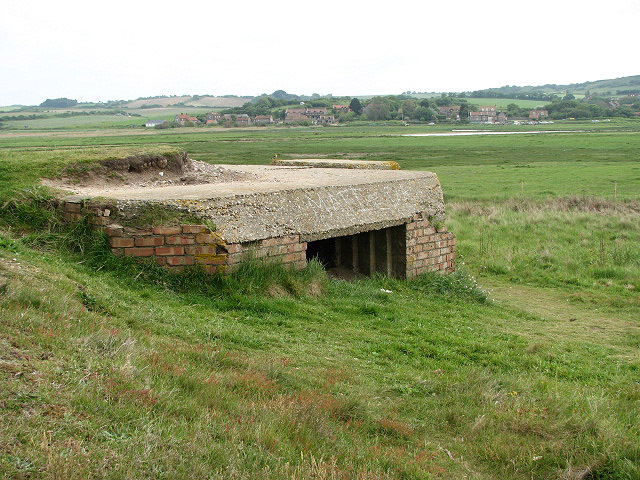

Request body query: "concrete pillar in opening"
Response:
[352, 235, 359, 272]
[369, 231, 376, 274]
[386, 228, 392, 276]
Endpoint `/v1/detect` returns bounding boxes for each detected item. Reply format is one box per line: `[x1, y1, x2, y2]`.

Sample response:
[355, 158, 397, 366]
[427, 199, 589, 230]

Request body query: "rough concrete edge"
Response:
[271, 159, 401, 170]
[301, 218, 410, 242]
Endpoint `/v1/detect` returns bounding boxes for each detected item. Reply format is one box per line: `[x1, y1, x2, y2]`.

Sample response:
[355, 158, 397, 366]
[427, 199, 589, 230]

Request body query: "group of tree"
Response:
[545, 97, 636, 119]
[39, 98, 78, 108]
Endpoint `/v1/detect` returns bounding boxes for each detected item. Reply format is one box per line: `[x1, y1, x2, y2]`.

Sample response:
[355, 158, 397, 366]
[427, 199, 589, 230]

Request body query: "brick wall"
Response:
[225, 235, 307, 273]
[405, 215, 456, 278]
[60, 200, 307, 274]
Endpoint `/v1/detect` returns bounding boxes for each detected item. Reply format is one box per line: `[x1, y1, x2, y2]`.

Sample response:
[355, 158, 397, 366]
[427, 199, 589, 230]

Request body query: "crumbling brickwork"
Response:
[61, 200, 307, 274]
[405, 215, 456, 278]
[226, 235, 307, 272]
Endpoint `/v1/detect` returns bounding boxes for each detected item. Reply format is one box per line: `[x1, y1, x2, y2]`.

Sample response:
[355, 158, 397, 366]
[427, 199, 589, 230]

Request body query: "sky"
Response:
[1, 0, 638, 106]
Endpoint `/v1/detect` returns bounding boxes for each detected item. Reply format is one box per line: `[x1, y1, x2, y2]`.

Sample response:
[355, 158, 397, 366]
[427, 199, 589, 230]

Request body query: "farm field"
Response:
[458, 97, 549, 109]
[0, 109, 216, 131]
[0, 122, 639, 479]
[401, 96, 549, 108]
[0, 114, 144, 130]
[123, 95, 252, 109]
[125, 106, 218, 118]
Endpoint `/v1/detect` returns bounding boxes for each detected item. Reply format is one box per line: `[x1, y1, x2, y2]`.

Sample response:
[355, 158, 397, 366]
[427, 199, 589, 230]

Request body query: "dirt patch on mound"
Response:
[100, 152, 188, 174]
[43, 153, 256, 193]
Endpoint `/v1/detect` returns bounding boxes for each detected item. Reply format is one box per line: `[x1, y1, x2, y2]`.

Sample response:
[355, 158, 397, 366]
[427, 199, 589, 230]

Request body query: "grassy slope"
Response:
[470, 75, 640, 96]
[1, 123, 639, 478]
[2, 241, 638, 479]
[459, 98, 547, 108]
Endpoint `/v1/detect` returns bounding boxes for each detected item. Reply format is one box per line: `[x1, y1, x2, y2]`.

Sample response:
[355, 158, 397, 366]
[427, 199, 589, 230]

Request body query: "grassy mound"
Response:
[0, 217, 638, 478]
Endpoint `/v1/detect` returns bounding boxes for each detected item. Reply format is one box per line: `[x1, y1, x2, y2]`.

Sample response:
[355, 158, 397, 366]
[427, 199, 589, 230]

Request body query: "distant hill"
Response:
[473, 75, 640, 97]
[123, 96, 253, 109]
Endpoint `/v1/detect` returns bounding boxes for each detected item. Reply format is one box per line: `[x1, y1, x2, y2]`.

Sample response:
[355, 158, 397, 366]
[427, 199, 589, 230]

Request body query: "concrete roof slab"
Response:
[67, 165, 445, 244]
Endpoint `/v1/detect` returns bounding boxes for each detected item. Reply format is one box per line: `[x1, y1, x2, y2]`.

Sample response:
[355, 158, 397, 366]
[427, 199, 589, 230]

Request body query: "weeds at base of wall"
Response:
[0, 187, 59, 231]
[408, 267, 488, 303]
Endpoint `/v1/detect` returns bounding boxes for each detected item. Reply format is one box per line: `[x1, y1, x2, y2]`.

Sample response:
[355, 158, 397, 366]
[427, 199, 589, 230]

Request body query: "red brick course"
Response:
[405, 217, 456, 278]
[153, 226, 181, 235]
[155, 246, 184, 256]
[182, 225, 207, 234]
[110, 237, 134, 248]
[166, 255, 195, 266]
[125, 247, 154, 257]
[166, 235, 195, 245]
[134, 236, 164, 247]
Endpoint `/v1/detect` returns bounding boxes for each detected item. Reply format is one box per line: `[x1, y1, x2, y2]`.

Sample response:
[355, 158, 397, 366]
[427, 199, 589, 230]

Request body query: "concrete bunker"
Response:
[58, 157, 456, 279]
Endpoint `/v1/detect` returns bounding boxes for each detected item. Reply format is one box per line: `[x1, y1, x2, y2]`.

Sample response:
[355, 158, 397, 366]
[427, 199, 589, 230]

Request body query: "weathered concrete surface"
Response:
[271, 158, 400, 170]
[66, 165, 445, 244]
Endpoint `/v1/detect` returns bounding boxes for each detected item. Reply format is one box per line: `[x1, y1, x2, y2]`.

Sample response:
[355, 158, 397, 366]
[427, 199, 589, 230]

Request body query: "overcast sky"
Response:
[1, 0, 638, 105]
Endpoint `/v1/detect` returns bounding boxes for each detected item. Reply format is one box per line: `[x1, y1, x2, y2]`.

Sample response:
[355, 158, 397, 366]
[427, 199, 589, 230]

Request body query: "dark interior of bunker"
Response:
[306, 225, 407, 278]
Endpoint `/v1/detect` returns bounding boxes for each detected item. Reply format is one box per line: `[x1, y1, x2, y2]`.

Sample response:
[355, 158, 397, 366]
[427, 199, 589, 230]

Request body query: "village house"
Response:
[333, 104, 350, 113]
[529, 110, 549, 120]
[438, 106, 461, 120]
[205, 112, 222, 125]
[145, 120, 168, 128]
[222, 114, 252, 126]
[305, 107, 328, 121]
[285, 108, 310, 124]
[468, 111, 487, 122]
[469, 105, 506, 123]
[316, 115, 336, 124]
[254, 115, 274, 124]
[285, 107, 336, 124]
[174, 114, 200, 126]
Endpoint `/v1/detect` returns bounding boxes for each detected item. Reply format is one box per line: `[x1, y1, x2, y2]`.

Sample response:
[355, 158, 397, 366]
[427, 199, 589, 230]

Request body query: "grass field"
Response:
[1, 121, 639, 479]
[0, 107, 217, 130]
[1, 114, 144, 130]
[402, 96, 548, 108]
[460, 97, 548, 109]
[123, 96, 251, 109]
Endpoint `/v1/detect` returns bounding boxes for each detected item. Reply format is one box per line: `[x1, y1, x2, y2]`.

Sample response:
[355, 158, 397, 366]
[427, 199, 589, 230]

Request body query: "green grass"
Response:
[1, 122, 640, 479]
[1, 227, 638, 479]
[448, 199, 640, 306]
[0, 107, 218, 130]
